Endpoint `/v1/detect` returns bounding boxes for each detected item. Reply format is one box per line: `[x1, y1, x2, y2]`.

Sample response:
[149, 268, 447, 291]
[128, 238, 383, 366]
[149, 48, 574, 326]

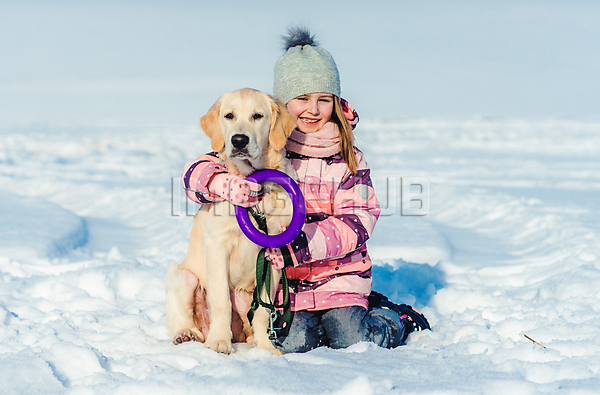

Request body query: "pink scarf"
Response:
[285, 122, 341, 158]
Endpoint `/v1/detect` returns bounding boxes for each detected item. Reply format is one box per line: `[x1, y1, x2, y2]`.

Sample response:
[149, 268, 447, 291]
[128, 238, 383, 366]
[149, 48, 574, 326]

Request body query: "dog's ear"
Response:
[200, 100, 224, 152]
[269, 99, 296, 151]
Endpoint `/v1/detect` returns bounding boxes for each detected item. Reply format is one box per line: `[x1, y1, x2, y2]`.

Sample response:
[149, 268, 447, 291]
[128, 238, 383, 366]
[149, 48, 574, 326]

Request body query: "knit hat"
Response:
[273, 28, 341, 104]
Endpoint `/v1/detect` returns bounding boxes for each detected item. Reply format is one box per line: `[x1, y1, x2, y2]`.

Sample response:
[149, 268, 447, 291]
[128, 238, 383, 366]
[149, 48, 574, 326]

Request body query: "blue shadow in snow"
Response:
[372, 259, 446, 307]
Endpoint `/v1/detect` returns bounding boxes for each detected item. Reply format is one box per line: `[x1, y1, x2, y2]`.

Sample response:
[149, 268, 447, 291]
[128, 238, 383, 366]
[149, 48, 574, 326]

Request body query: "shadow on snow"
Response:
[372, 259, 446, 307]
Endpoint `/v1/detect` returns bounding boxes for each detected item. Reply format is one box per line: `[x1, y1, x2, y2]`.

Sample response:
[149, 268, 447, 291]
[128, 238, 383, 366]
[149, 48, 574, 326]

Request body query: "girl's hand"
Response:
[265, 248, 285, 270]
[208, 173, 263, 207]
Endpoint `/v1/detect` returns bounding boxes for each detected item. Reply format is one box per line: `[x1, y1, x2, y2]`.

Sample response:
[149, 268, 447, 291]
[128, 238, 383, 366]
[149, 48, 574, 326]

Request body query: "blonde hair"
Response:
[331, 96, 357, 174]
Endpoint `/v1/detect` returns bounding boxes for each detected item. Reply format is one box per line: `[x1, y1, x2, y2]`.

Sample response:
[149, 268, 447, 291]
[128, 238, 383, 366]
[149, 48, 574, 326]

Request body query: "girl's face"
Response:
[286, 93, 334, 134]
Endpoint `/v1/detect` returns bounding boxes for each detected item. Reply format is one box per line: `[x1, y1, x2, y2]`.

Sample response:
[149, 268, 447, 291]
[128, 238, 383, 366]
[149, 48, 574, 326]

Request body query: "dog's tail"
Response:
[282, 26, 317, 50]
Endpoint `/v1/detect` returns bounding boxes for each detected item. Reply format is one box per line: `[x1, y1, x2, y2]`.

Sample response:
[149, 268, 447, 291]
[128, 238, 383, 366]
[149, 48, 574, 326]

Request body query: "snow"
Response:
[2, 119, 600, 394]
[0, 190, 88, 262]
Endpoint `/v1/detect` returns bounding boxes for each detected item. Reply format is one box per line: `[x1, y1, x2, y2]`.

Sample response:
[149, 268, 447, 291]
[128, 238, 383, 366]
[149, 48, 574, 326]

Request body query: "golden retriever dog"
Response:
[165, 88, 297, 355]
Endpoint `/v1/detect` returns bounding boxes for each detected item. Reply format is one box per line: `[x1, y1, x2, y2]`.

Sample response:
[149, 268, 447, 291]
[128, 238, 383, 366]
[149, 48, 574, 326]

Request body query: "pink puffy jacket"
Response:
[182, 148, 380, 311]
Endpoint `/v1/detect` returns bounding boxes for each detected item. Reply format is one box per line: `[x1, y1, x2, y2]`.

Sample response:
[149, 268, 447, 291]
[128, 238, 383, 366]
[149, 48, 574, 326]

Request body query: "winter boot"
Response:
[368, 291, 431, 342]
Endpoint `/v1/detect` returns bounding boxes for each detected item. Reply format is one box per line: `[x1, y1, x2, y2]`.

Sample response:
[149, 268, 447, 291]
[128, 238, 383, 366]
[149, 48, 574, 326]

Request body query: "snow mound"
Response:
[369, 216, 450, 307]
[0, 190, 88, 261]
[0, 353, 64, 395]
[369, 216, 451, 265]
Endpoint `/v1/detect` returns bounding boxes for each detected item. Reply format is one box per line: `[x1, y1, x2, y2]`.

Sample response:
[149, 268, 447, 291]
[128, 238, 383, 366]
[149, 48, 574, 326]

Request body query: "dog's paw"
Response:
[204, 333, 233, 354]
[173, 329, 203, 345]
[267, 346, 283, 356]
[253, 339, 283, 356]
[259, 344, 283, 356]
[205, 337, 233, 354]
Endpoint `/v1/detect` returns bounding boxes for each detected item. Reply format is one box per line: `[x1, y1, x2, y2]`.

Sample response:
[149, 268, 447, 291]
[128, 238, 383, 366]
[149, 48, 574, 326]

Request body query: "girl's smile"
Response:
[286, 93, 334, 134]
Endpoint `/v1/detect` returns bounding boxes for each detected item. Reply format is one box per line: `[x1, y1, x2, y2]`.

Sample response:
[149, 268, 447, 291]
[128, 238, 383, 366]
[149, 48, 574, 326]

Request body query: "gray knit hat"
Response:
[273, 28, 341, 104]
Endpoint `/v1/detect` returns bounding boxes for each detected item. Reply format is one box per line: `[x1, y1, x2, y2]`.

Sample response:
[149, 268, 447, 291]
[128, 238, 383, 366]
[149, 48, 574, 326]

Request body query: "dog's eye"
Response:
[253, 113, 264, 120]
[224, 112, 234, 120]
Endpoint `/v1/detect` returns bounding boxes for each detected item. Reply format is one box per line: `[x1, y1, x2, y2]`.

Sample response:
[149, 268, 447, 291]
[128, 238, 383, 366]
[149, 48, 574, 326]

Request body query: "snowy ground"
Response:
[1, 118, 599, 394]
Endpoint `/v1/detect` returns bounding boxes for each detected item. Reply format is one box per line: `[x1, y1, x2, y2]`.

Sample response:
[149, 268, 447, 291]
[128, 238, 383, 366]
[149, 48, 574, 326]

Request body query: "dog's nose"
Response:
[231, 134, 249, 149]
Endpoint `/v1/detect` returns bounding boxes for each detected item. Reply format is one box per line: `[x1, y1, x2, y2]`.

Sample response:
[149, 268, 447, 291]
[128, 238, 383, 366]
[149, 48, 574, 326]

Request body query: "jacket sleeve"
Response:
[181, 152, 228, 205]
[287, 150, 381, 265]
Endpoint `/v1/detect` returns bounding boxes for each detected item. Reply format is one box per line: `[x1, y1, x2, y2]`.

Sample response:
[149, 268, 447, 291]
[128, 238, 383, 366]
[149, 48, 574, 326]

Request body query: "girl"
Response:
[182, 28, 429, 353]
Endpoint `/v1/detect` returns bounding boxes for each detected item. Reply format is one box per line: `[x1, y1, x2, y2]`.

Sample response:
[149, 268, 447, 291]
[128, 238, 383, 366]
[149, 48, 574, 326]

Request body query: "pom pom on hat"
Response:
[273, 27, 340, 104]
[282, 26, 318, 50]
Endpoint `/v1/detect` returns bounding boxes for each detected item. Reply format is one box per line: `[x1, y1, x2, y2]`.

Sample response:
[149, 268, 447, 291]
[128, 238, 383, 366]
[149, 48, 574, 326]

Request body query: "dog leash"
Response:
[247, 248, 292, 340]
[246, 206, 292, 340]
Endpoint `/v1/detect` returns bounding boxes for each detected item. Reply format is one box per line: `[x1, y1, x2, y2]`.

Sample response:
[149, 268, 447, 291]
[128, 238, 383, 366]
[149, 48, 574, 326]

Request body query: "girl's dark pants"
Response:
[273, 306, 405, 353]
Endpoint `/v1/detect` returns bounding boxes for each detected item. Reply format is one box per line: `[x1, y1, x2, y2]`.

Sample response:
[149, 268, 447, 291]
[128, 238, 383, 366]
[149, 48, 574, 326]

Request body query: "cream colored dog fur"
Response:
[165, 88, 296, 355]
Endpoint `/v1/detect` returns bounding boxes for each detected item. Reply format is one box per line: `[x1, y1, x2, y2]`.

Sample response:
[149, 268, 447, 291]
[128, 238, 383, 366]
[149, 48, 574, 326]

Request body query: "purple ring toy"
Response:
[235, 169, 305, 248]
